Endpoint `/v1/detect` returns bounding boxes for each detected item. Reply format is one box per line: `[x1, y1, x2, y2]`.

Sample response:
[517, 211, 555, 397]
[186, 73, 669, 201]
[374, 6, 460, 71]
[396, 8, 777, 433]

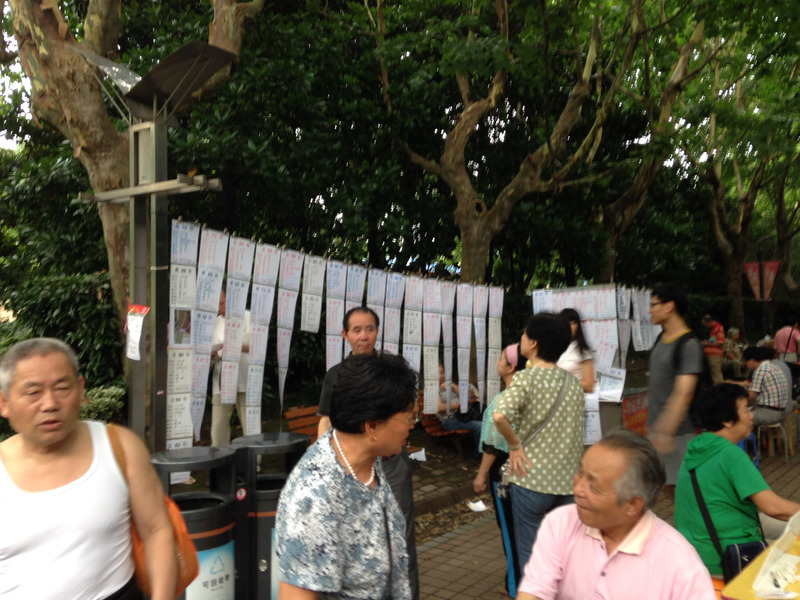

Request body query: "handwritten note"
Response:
[171, 220, 200, 265]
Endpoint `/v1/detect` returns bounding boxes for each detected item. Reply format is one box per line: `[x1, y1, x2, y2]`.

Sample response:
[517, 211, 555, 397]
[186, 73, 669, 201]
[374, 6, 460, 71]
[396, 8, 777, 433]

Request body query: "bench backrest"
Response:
[283, 405, 320, 443]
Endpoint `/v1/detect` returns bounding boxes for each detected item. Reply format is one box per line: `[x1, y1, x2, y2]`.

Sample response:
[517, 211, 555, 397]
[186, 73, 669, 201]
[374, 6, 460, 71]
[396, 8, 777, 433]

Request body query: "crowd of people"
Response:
[2, 284, 799, 599]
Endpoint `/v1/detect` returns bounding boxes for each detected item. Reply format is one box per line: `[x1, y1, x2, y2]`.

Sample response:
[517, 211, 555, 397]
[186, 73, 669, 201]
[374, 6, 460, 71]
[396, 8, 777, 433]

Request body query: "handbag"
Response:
[497, 372, 571, 499]
[689, 468, 768, 582]
[107, 424, 199, 598]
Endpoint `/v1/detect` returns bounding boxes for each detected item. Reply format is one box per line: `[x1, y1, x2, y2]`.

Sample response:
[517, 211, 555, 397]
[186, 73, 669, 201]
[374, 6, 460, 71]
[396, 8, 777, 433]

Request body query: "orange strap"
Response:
[106, 424, 128, 480]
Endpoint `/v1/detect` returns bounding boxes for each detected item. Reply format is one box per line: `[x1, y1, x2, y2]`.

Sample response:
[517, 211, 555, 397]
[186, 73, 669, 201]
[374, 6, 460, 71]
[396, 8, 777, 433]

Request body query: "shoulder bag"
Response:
[497, 371, 571, 499]
[689, 468, 767, 582]
[107, 424, 199, 598]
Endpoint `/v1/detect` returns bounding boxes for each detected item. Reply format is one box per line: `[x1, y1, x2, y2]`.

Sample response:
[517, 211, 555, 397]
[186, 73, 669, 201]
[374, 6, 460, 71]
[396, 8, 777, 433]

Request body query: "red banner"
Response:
[743, 261, 780, 301]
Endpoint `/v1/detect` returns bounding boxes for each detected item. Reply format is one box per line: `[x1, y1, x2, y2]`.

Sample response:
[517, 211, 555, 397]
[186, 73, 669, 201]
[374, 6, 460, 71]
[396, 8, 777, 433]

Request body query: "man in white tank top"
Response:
[0, 338, 177, 600]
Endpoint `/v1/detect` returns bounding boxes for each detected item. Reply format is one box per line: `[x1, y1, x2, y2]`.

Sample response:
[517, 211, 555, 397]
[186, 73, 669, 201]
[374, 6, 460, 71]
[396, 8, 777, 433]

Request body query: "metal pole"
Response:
[151, 192, 169, 452]
[128, 194, 148, 439]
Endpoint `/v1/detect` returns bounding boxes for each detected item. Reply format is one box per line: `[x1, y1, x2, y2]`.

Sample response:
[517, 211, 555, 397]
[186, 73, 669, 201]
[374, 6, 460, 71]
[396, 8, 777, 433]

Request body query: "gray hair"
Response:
[0, 338, 81, 395]
[599, 429, 666, 510]
[728, 327, 740, 338]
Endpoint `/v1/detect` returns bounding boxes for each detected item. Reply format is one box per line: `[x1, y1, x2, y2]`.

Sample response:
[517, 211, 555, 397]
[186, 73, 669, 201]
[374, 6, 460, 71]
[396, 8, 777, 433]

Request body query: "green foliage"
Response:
[0, 147, 122, 387]
[82, 385, 126, 424]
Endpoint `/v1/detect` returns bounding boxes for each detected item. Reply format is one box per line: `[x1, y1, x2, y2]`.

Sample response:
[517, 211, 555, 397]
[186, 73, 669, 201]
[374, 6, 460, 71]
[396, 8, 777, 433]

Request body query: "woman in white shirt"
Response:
[556, 308, 595, 392]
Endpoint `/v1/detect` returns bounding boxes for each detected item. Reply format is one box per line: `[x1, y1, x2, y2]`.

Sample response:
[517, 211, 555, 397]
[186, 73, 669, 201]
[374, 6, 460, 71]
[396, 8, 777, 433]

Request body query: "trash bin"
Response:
[231, 432, 309, 600]
[151, 446, 237, 600]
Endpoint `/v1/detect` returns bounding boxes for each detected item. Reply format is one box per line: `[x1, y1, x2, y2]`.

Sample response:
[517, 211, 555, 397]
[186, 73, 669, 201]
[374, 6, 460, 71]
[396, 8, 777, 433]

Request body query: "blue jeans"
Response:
[441, 415, 482, 457]
[510, 483, 573, 575]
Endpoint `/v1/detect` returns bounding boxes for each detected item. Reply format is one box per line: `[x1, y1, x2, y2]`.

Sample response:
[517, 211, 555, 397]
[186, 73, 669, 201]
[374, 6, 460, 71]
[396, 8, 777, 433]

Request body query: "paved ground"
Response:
[410, 427, 800, 599]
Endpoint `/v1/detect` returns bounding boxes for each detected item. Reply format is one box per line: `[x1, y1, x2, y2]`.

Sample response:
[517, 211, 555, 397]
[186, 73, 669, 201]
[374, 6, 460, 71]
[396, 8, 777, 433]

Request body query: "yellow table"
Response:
[722, 540, 800, 599]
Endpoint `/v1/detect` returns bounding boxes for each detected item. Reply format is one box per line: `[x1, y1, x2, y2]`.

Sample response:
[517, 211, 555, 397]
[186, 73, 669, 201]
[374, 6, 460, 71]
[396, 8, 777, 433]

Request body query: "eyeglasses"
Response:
[391, 413, 418, 426]
[649, 301, 664, 308]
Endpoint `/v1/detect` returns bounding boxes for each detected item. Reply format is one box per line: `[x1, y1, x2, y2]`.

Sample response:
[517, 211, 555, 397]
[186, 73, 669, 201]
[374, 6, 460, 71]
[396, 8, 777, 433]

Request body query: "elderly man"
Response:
[743, 346, 791, 426]
[316, 306, 419, 600]
[0, 338, 177, 600]
[516, 430, 716, 600]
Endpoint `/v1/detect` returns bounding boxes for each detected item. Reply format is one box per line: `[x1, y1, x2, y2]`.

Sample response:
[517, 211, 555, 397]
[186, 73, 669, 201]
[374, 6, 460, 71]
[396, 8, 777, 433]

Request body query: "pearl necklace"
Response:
[333, 430, 375, 487]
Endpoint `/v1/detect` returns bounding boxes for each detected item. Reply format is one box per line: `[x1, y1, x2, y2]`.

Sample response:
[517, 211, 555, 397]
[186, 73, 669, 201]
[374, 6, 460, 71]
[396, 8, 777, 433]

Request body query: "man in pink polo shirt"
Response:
[517, 430, 716, 600]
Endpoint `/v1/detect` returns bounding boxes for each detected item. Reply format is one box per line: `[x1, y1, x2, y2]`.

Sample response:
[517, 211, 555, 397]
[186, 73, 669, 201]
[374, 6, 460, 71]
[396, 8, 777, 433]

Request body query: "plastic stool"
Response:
[757, 417, 794, 463]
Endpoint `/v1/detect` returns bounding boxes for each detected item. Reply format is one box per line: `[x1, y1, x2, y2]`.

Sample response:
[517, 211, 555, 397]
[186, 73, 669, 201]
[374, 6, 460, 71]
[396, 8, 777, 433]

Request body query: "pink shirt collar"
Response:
[585, 510, 655, 555]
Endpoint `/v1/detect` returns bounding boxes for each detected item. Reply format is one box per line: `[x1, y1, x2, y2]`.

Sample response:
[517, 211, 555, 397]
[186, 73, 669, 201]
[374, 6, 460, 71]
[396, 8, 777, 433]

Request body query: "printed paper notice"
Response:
[166, 394, 193, 440]
[198, 229, 229, 271]
[385, 272, 406, 308]
[227, 236, 256, 281]
[346, 264, 367, 303]
[170, 264, 196, 308]
[303, 255, 327, 296]
[326, 260, 347, 299]
[167, 348, 193, 394]
[171, 220, 200, 265]
[253, 243, 281, 286]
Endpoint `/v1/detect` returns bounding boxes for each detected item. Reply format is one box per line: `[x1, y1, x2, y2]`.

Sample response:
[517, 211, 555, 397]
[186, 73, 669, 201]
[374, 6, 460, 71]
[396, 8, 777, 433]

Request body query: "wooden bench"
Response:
[416, 392, 472, 458]
[283, 405, 320, 445]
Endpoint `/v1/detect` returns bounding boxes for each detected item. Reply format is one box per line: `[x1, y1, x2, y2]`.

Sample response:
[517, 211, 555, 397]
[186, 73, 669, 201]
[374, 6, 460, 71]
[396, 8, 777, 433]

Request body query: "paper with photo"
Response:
[169, 309, 192, 347]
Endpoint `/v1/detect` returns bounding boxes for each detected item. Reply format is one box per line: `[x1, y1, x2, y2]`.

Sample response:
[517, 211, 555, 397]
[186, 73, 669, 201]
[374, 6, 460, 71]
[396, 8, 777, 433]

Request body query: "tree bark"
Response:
[8, 0, 266, 339]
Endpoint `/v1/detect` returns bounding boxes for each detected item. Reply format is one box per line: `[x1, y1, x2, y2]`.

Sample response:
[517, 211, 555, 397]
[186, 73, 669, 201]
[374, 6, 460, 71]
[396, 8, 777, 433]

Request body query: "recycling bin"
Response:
[151, 446, 237, 600]
[231, 432, 309, 600]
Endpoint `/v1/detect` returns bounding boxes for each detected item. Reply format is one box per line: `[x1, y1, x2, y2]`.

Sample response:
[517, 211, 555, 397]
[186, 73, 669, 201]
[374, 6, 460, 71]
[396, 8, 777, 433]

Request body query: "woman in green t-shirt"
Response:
[674, 383, 800, 577]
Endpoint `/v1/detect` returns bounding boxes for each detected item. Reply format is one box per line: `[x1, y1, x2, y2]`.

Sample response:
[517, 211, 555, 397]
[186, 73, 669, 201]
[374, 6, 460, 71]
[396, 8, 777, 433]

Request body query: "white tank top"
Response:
[0, 421, 134, 599]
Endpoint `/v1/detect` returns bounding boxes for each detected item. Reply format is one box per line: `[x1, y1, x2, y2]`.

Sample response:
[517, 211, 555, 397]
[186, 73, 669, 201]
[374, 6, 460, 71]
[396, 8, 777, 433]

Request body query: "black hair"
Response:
[743, 346, 774, 362]
[330, 352, 418, 434]
[559, 308, 591, 353]
[523, 312, 571, 363]
[694, 383, 748, 432]
[651, 282, 688, 318]
[342, 306, 380, 331]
